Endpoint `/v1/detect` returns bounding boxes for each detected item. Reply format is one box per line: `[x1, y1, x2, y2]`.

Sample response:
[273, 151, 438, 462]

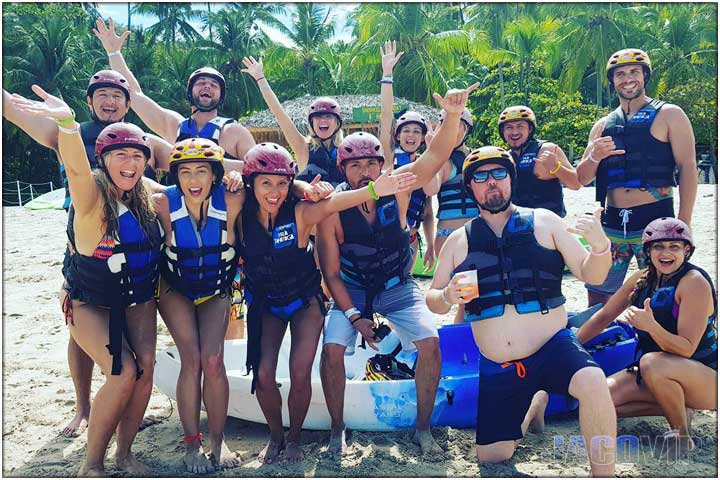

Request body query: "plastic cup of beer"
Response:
[457, 270, 479, 301]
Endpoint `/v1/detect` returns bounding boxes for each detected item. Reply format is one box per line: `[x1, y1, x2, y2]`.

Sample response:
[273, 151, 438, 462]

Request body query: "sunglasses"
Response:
[471, 168, 509, 183]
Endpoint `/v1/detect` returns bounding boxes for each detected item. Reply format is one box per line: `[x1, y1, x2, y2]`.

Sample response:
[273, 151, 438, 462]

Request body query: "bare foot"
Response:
[62, 410, 89, 438]
[413, 429, 444, 457]
[284, 441, 304, 463]
[77, 463, 105, 477]
[528, 391, 549, 434]
[657, 430, 695, 461]
[115, 452, 152, 475]
[328, 428, 347, 456]
[258, 436, 285, 465]
[208, 439, 242, 470]
[686, 408, 695, 436]
[183, 444, 214, 474]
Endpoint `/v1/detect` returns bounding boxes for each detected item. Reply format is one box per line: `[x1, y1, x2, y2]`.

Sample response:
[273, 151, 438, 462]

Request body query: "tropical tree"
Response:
[132, 3, 202, 50]
[352, 3, 468, 103]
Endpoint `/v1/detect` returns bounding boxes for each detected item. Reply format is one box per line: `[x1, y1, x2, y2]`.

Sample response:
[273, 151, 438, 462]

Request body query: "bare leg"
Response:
[158, 288, 213, 474]
[68, 302, 139, 477]
[569, 367, 616, 477]
[523, 391, 549, 434]
[113, 301, 157, 476]
[61, 286, 93, 438]
[285, 298, 325, 463]
[255, 311, 288, 464]
[320, 343, 348, 455]
[412, 337, 443, 456]
[197, 295, 240, 470]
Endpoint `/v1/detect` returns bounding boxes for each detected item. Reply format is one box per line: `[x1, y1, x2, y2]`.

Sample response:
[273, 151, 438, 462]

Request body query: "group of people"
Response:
[3, 16, 716, 476]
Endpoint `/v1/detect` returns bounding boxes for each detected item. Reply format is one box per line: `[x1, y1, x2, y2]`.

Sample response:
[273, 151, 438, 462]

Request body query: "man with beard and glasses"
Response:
[3, 71, 171, 439]
[576, 48, 697, 307]
[426, 146, 616, 475]
[94, 17, 255, 162]
[317, 84, 479, 458]
[498, 105, 581, 217]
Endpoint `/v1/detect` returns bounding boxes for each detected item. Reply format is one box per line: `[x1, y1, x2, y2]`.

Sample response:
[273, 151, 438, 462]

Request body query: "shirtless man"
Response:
[427, 146, 616, 476]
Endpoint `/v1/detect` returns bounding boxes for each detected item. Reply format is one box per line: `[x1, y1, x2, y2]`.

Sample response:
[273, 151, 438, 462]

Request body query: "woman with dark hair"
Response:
[577, 217, 717, 457]
[11, 86, 162, 476]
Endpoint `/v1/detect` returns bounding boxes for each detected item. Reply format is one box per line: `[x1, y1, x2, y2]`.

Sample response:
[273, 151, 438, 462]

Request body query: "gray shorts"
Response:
[323, 279, 438, 355]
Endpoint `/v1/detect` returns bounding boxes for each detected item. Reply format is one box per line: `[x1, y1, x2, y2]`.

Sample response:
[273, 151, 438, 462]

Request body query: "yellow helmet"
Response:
[168, 138, 225, 185]
[606, 48, 652, 84]
[462, 146, 515, 203]
[363, 354, 415, 381]
[498, 105, 536, 140]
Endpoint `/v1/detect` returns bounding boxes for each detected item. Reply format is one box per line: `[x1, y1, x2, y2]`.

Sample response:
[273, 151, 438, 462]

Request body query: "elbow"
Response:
[566, 178, 583, 190]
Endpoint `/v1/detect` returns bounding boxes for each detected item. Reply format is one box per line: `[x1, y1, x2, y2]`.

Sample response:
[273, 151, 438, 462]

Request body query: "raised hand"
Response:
[303, 174, 335, 202]
[10, 85, 73, 121]
[372, 168, 417, 197]
[424, 121, 437, 146]
[432, 83, 480, 114]
[538, 145, 560, 172]
[566, 207, 609, 253]
[380, 40, 404, 76]
[241, 56, 265, 81]
[93, 17, 130, 53]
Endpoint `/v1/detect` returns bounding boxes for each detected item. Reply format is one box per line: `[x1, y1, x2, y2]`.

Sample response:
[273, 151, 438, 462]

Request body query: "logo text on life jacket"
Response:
[273, 223, 297, 248]
[519, 154, 536, 168]
[629, 110, 653, 124]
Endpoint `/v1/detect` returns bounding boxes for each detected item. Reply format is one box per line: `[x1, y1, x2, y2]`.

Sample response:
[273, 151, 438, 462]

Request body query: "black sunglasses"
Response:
[472, 167, 509, 183]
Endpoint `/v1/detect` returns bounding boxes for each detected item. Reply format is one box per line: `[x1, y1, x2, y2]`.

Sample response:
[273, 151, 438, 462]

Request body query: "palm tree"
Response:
[132, 3, 202, 50]
[352, 3, 468, 103]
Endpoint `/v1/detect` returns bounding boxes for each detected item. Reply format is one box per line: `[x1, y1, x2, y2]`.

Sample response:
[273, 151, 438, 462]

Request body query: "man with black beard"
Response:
[3, 71, 171, 438]
[94, 17, 255, 160]
[576, 48, 697, 307]
[427, 146, 616, 475]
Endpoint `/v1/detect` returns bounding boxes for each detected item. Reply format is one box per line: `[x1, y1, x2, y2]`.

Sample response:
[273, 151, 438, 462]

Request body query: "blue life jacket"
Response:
[160, 184, 237, 301]
[176, 116, 238, 159]
[66, 202, 161, 375]
[393, 147, 427, 230]
[337, 182, 412, 294]
[633, 262, 717, 367]
[511, 139, 566, 217]
[596, 99, 676, 205]
[454, 207, 566, 321]
[437, 149, 479, 220]
[297, 143, 346, 186]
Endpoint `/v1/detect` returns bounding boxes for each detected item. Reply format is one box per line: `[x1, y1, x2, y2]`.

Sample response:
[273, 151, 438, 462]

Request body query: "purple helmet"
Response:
[337, 132, 384, 169]
[394, 111, 429, 139]
[242, 143, 296, 183]
[642, 217, 694, 249]
[308, 97, 342, 136]
[87, 70, 130, 101]
[94, 122, 150, 161]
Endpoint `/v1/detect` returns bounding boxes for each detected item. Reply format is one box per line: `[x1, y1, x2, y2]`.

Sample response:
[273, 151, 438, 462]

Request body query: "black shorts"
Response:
[601, 198, 674, 231]
[476, 329, 600, 446]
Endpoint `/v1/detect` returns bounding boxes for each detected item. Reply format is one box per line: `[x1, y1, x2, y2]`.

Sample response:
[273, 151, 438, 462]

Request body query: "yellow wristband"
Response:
[549, 160, 562, 175]
[55, 109, 76, 128]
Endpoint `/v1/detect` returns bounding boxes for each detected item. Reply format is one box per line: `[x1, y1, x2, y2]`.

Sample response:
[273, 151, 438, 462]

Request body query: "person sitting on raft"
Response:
[576, 217, 717, 458]
[426, 146, 616, 476]
[241, 142, 417, 464]
[11, 87, 162, 477]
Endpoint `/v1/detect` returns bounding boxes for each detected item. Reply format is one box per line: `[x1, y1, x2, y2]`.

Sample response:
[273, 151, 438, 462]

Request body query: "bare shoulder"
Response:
[658, 102, 690, 121]
[678, 268, 713, 293]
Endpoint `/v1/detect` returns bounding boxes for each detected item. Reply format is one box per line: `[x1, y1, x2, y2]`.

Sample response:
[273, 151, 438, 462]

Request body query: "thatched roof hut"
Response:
[241, 94, 440, 147]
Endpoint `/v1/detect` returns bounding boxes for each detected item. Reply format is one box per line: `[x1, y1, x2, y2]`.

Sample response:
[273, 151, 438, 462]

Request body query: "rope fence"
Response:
[2, 180, 55, 206]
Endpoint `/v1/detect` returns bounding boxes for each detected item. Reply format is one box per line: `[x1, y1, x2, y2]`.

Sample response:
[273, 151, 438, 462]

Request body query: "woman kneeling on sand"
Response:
[577, 217, 717, 457]
[12, 87, 162, 476]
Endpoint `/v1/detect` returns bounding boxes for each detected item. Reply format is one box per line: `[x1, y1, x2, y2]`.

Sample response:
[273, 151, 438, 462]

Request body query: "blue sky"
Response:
[95, 3, 358, 47]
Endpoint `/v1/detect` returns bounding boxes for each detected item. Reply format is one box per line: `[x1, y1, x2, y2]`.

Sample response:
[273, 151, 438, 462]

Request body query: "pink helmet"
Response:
[87, 70, 130, 101]
[337, 132, 385, 169]
[308, 97, 342, 134]
[242, 143, 296, 183]
[642, 217, 694, 249]
[438, 107, 473, 132]
[94, 122, 150, 161]
[394, 111, 429, 138]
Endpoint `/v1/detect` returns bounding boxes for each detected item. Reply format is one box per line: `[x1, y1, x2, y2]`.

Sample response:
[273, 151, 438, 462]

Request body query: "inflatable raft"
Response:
[154, 312, 636, 431]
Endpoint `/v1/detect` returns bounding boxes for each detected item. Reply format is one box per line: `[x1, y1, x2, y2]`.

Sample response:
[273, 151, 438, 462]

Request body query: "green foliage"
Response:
[663, 79, 718, 149]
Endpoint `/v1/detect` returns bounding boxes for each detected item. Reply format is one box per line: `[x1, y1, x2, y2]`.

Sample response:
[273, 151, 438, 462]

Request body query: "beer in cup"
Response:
[457, 270, 479, 301]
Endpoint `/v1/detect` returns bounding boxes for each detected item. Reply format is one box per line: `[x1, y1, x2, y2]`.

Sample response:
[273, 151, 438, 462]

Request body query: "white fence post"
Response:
[16, 180, 22, 206]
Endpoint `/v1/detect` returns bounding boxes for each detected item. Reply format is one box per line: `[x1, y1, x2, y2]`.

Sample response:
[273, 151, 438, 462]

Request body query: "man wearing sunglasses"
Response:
[426, 146, 616, 475]
[498, 105, 581, 218]
[576, 49, 697, 307]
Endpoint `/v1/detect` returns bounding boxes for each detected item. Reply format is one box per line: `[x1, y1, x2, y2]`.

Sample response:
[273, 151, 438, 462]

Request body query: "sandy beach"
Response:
[2, 185, 717, 477]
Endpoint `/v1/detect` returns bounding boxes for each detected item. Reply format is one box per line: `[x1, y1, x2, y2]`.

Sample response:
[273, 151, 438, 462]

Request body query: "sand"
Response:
[2, 185, 717, 477]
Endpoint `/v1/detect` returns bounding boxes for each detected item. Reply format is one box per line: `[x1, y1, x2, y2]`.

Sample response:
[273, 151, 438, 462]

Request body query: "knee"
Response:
[321, 344, 345, 367]
[135, 352, 156, 383]
[201, 352, 226, 379]
[179, 348, 202, 377]
[476, 442, 515, 463]
[110, 360, 138, 396]
[256, 365, 277, 392]
[570, 367, 611, 403]
[290, 366, 312, 389]
[639, 352, 670, 385]
[415, 337, 441, 363]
